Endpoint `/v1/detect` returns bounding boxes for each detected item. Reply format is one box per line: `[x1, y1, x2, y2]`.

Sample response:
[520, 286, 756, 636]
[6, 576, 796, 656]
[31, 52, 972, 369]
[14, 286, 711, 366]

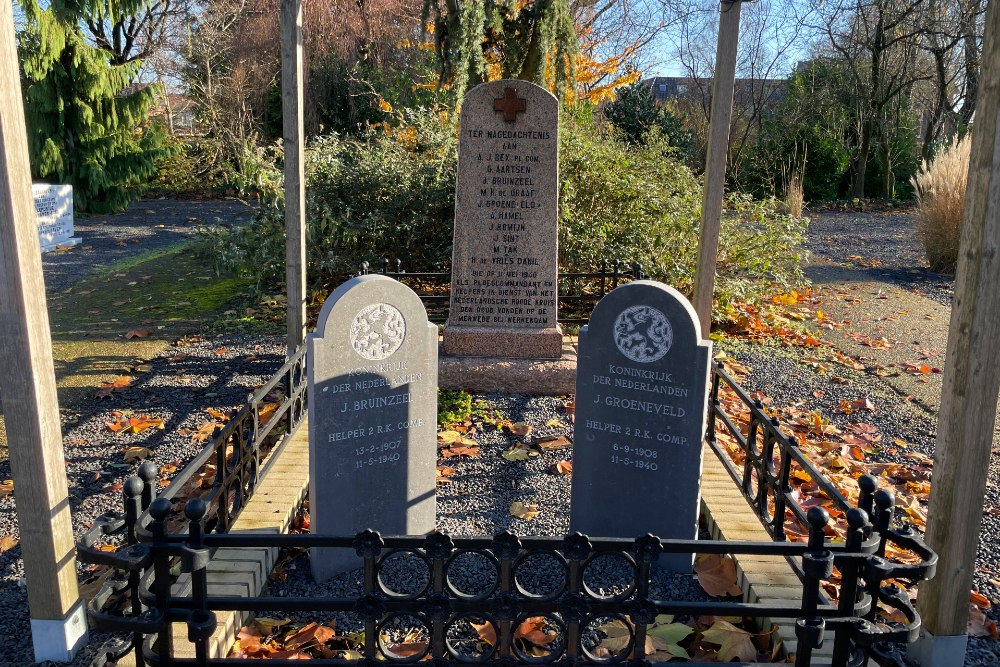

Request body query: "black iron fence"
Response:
[76, 352, 937, 667]
[361, 260, 646, 325]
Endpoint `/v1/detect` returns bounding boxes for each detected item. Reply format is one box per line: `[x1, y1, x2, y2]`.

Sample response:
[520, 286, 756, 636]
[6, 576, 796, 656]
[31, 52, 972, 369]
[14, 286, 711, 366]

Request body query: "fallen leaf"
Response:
[694, 554, 742, 597]
[124, 328, 151, 339]
[95, 375, 134, 398]
[535, 435, 572, 451]
[0, 535, 17, 553]
[554, 460, 573, 475]
[124, 446, 152, 463]
[284, 622, 336, 650]
[437, 431, 462, 446]
[0, 480, 14, 498]
[502, 444, 537, 461]
[510, 501, 539, 521]
[700, 620, 756, 662]
[507, 421, 533, 437]
[545, 419, 562, 427]
[436, 466, 456, 483]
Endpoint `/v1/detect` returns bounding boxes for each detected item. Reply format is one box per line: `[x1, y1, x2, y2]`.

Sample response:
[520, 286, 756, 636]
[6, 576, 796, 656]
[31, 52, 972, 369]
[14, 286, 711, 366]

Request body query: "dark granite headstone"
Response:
[442, 79, 562, 359]
[308, 275, 438, 581]
[569, 281, 711, 572]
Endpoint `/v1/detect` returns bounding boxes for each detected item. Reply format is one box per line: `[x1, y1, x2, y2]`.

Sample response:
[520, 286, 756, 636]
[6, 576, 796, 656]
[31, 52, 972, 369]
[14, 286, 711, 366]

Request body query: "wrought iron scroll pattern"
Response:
[75, 346, 937, 667]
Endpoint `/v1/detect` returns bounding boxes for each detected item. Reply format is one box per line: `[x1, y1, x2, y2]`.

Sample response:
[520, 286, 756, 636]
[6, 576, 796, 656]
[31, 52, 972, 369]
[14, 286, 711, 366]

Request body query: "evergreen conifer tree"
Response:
[17, 0, 169, 213]
[424, 0, 578, 103]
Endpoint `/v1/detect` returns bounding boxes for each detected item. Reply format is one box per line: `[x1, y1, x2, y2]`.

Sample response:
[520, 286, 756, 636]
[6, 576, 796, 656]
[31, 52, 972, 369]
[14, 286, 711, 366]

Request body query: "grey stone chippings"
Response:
[0, 333, 285, 666]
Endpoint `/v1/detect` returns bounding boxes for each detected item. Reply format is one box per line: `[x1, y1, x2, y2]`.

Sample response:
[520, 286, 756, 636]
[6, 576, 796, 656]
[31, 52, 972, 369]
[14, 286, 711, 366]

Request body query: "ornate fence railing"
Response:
[76, 351, 937, 667]
[361, 259, 647, 325]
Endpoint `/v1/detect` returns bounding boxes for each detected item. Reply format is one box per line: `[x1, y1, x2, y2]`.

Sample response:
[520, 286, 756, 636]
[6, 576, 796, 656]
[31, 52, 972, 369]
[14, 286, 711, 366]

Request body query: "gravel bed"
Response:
[717, 338, 1000, 666]
[806, 209, 955, 306]
[265, 392, 714, 651]
[0, 332, 285, 666]
[42, 199, 252, 293]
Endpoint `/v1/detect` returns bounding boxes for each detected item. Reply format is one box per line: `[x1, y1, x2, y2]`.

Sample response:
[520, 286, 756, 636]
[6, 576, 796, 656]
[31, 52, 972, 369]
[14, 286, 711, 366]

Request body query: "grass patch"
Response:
[0, 244, 264, 455]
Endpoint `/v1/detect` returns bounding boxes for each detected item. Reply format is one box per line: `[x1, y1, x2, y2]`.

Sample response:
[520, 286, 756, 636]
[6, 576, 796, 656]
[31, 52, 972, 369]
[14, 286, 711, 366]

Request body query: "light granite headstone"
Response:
[32, 184, 81, 251]
[442, 79, 562, 359]
[569, 281, 711, 572]
[308, 275, 438, 581]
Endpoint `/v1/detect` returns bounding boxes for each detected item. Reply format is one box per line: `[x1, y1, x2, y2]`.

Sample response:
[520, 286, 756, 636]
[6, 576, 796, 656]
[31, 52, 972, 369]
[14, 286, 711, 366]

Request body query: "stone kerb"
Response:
[308, 275, 438, 581]
[570, 280, 712, 572]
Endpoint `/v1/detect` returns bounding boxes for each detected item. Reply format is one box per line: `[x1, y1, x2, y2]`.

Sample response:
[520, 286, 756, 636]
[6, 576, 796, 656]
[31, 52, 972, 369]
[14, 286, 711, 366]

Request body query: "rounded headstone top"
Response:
[587, 280, 704, 350]
[311, 274, 428, 346]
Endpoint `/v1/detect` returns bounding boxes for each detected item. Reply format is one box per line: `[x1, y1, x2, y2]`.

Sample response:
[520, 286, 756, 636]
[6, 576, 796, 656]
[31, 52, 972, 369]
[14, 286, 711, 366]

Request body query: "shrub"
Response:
[560, 110, 808, 311]
[148, 137, 234, 197]
[603, 83, 693, 158]
[911, 135, 971, 272]
[205, 106, 808, 317]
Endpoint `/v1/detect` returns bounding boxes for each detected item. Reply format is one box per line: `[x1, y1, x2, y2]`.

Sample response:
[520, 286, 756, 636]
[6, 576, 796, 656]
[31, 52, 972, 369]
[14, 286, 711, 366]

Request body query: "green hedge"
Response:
[202, 106, 808, 314]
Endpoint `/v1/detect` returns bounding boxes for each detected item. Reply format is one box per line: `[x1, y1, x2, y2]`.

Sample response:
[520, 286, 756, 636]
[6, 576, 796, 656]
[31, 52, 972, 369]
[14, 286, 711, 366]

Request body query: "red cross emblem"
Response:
[494, 87, 527, 123]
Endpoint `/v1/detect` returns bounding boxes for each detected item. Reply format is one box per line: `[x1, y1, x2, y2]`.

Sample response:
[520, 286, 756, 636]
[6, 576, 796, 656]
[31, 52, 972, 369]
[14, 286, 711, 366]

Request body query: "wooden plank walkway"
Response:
[167, 421, 311, 660]
[700, 441, 835, 662]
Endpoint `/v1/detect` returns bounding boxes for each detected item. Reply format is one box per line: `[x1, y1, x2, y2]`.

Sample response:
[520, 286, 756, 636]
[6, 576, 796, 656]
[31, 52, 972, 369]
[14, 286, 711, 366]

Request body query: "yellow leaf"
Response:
[509, 501, 539, 521]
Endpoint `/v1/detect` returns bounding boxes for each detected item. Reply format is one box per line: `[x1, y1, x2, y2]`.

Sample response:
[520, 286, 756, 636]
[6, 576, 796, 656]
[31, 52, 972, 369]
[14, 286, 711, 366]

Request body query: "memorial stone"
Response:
[569, 281, 712, 572]
[308, 275, 438, 581]
[32, 184, 81, 251]
[442, 79, 562, 359]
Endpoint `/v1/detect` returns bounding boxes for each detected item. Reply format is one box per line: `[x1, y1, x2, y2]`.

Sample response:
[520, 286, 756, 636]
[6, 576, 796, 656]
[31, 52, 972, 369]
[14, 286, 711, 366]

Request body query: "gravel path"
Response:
[0, 333, 286, 666]
[42, 199, 251, 293]
[805, 208, 955, 306]
[746, 207, 998, 665]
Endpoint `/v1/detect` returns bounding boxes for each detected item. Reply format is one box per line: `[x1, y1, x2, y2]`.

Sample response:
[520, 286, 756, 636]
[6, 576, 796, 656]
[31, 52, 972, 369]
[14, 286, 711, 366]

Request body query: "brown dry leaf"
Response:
[471, 620, 497, 646]
[969, 603, 1000, 638]
[124, 328, 151, 339]
[510, 501, 539, 521]
[554, 460, 573, 475]
[124, 446, 152, 463]
[95, 375, 133, 398]
[694, 554, 742, 597]
[441, 445, 479, 459]
[205, 407, 229, 421]
[192, 422, 221, 444]
[536, 435, 572, 451]
[436, 466, 456, 484]
[508, 421, 533, 437]
[284, 622, 335, 650]
[514, 617, 556, 646]
[0, 535, 18, 553]
[215, 348, 229, 355]
[564, 398, 576, 423]
[971, 592, 992, 610]
[105, 416, 127, 433]
[0, 480, 14, 498]
[700, 620, 756, 662]
[258, 402, 279, 425]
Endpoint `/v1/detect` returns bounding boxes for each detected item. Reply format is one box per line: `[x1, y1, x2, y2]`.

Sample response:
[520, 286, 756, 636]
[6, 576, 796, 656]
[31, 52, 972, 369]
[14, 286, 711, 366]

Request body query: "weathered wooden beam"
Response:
[913, 0, 1000, 664]
[692, 0, 742, 338]
[281, 0, 307, 354]
[0, 1, 87, 660]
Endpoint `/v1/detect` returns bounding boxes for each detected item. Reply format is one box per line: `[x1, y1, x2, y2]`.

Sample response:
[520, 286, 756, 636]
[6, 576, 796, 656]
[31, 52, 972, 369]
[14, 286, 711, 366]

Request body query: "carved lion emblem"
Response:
[350, 303, 406, 360]
[613, 305, 672, 363]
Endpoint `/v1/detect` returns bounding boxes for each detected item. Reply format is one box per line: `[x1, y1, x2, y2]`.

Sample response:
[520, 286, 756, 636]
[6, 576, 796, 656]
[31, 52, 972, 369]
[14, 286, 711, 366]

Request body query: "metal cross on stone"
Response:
[494, 87, 527, 122]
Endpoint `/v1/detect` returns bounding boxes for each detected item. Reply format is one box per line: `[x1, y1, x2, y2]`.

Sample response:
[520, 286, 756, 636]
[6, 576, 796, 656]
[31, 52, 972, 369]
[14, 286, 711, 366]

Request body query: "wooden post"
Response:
[912, 0, 1000, 664]
[281, 0, 307, 354]
[0, 1, 88, 661]
[692, 0, 742, 338]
